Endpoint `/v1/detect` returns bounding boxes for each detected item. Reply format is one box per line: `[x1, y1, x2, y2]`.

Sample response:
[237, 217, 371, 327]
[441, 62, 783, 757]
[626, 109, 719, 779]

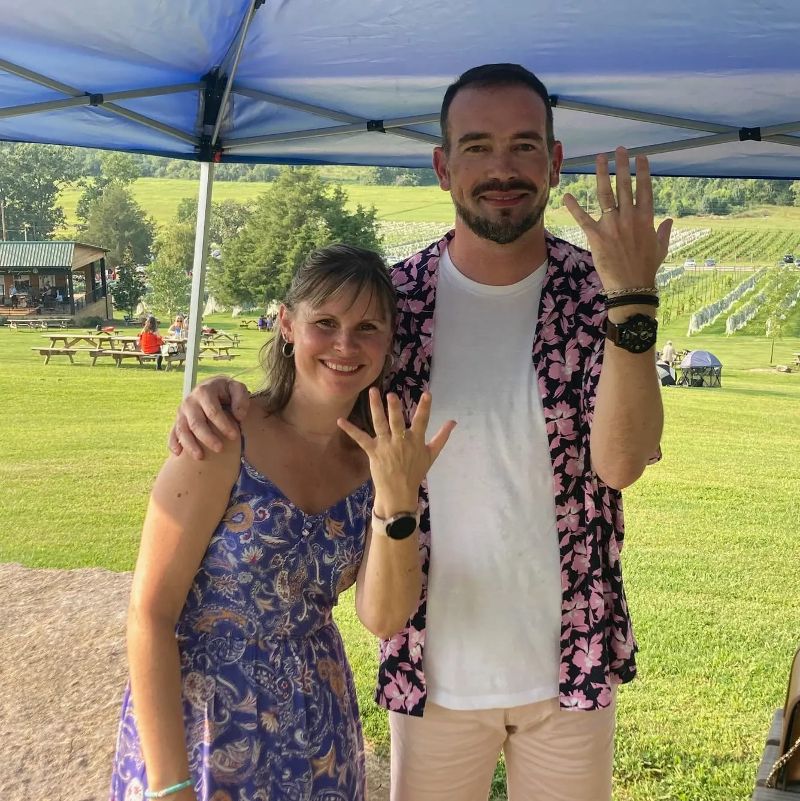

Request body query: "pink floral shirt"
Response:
[378, 230, 638, 715]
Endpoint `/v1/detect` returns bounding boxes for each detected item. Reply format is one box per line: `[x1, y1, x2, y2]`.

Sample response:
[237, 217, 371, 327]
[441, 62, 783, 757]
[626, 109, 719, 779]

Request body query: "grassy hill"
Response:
[57, 178, 461, 230]
[57, 176, 800, 232]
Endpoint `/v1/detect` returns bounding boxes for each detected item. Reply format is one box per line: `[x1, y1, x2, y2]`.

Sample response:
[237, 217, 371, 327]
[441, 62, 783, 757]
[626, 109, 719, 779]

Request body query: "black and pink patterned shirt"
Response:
[378, 230, 639, 715]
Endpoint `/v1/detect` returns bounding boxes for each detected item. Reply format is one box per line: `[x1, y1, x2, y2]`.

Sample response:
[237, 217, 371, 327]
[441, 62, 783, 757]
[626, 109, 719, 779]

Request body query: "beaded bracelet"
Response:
[604, 285, 659, 298]
[144, 779, 193, 799]
[604, 293, 660, 308]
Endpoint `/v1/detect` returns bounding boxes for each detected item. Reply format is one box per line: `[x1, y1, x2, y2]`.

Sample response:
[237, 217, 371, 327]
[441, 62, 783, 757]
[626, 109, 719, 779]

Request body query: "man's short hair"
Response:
[440, 63, 554, 153]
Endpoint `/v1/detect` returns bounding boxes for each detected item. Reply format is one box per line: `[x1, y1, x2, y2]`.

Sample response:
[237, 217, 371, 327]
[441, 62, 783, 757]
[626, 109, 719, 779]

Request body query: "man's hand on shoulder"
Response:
[168, 375, 250, 460]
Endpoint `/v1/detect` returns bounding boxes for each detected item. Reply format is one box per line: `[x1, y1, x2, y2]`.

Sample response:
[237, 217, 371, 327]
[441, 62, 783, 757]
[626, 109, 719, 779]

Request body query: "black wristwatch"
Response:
[372, 510, 419, 540]
[606, 313, 658, 354]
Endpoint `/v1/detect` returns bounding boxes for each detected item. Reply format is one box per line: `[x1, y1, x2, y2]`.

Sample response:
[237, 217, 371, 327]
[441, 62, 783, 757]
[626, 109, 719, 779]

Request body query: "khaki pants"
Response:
[389, 694, 616, 801]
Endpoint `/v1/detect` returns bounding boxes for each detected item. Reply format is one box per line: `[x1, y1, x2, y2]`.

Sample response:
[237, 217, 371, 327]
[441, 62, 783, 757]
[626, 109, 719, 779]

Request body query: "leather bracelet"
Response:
[604, 285, 659, 298]
[604, 293, 660, 308]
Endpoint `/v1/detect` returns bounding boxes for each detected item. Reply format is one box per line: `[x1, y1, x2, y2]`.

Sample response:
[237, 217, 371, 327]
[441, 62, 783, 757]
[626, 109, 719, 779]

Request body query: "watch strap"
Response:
[604, 293, 659, 309]
[371, 509, 420, 539]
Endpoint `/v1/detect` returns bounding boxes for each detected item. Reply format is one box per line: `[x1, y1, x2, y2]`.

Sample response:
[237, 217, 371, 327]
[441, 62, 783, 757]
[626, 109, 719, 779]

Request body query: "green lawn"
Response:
[2, 315, 799, 801]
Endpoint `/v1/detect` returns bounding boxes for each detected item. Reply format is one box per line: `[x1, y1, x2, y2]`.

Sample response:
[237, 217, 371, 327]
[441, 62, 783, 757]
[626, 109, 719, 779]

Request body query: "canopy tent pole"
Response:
[181, 0, 262, 396]
[182, 160, 215, 397]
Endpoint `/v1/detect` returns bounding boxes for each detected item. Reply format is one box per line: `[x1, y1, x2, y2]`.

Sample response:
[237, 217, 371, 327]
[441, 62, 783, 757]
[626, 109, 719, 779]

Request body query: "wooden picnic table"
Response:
[200, 343, 233, 357]
[31, 347, 78, 364]
[10, 317, 71, 330]
[89, 339, 187, 370]
[33, 332, 113, 364]
[203, 331, 241, 347]
[107, 335, 143, 351]
[43, 333, 114, 349]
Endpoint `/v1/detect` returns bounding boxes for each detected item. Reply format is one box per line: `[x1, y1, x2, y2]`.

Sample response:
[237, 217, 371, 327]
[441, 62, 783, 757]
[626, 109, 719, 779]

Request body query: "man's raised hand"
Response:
[563, 147, 673, 291]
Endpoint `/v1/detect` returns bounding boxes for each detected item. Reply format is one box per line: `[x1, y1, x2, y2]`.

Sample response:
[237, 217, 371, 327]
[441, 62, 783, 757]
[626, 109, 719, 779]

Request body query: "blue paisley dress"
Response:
[110, 453, 372, 801]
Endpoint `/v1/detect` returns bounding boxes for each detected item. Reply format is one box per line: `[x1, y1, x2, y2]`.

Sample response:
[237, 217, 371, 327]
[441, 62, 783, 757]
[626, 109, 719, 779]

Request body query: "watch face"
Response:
[386, 515, 418, 540]
[616, 314, 658, 354]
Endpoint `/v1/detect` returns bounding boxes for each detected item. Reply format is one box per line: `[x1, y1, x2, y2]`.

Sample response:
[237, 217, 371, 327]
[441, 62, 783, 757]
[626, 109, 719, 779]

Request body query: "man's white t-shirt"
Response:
[424, 247, 562, 710]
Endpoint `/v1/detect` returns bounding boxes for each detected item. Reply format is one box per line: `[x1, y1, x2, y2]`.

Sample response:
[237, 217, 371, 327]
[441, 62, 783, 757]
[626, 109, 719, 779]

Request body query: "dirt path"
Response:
[0, 563, 389, 800]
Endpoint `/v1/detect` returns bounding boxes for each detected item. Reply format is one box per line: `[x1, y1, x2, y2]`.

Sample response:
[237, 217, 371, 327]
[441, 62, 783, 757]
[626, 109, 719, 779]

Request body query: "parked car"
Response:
[784, 253, 795, 264]
[704, 258, 716, 267]
[684, 258, 697, 268]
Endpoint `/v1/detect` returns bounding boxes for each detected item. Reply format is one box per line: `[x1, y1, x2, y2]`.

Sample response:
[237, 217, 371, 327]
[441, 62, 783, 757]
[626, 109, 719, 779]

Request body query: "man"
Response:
[170, 64, 670, 801]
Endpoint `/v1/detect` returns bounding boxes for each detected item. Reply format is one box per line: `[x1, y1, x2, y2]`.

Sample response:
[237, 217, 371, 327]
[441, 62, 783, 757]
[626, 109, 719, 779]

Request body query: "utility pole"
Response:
[0, 199, 6, 241]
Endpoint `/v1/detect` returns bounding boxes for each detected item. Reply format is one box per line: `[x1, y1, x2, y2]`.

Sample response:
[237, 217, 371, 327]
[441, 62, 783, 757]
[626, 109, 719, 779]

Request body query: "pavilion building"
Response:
[0, 241, 110, 320]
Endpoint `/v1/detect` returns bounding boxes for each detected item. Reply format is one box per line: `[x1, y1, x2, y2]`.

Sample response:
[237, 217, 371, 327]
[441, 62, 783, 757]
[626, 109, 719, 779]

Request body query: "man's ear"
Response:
[549, 140, 564, 188]
[432, 147, 451, 191]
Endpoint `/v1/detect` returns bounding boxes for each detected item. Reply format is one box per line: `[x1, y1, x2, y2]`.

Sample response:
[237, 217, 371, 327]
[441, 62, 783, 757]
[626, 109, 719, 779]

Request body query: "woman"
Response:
[110, 244, 454, 801]
[167, 314, 186, 339]
[138, 315, 165, 371]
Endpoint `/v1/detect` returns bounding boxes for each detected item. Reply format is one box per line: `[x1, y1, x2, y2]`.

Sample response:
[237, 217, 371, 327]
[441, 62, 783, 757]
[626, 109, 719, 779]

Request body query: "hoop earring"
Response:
[281, 336, 294, 358]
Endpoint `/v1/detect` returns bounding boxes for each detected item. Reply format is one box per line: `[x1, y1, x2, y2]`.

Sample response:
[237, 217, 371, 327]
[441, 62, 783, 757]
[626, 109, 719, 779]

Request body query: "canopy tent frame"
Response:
[2, 51, 799, 164]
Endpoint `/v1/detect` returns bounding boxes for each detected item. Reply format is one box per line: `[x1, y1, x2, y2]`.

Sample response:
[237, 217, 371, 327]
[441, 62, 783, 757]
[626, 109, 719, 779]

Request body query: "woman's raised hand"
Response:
[337, 388, 455, 517]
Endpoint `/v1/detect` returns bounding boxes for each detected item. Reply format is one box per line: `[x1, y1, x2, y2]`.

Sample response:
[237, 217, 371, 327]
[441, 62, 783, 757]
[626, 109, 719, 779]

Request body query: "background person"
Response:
[110, 244, 454, 801]
[167, 314, 186, 338]
[661, 340, 676, 364]
[169, 64, 668, 801]
[137, 315, 165, 370]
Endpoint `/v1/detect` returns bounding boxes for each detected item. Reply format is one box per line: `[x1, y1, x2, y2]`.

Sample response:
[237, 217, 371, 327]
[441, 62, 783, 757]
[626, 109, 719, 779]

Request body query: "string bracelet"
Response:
[144, 779, 193, 798]
[604, 286, 659, 299]
[604, 293, 660, 309]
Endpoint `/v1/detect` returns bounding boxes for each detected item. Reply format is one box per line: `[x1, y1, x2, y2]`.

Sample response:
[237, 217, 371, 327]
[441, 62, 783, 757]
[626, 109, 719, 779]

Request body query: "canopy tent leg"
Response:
[182, 160, 215, 398]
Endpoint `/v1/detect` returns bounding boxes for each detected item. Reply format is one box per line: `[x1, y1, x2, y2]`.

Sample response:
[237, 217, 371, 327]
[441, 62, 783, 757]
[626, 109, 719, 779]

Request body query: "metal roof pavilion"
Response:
[0, 241, 107, 271]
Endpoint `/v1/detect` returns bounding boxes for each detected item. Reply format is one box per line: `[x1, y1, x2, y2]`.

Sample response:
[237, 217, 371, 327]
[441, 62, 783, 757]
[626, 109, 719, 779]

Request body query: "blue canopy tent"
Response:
[1, 0, 798, 391]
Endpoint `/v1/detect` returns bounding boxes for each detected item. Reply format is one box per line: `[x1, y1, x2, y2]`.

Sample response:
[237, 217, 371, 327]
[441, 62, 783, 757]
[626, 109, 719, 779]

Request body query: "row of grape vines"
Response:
[668, 229, 800, 264]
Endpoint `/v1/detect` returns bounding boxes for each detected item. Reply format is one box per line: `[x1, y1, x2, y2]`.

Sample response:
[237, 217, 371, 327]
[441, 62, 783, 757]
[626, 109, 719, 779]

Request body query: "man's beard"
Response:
[454, 182, 549, 245]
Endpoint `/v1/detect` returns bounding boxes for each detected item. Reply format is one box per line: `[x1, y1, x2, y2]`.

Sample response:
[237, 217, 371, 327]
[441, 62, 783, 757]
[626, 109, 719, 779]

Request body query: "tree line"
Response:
[553, 174, 800, 217]
[1, 141, 799, 317]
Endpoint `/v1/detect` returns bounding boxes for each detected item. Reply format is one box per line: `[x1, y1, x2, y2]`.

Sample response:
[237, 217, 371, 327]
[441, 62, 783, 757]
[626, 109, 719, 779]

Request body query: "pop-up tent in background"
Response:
[678, 350, 723, 387]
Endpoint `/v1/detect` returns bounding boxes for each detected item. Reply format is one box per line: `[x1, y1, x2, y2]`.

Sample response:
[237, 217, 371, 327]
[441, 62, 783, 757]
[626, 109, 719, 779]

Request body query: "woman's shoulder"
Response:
[239, 395, 279, 448]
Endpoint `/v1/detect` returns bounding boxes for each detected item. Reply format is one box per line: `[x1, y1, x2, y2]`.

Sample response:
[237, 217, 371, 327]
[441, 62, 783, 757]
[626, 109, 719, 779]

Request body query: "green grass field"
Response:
[2, 304, 799, 800]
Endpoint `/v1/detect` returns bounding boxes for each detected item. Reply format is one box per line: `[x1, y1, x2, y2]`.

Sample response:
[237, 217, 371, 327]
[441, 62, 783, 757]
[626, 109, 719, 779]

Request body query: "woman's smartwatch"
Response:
[371, 510, 419, 540]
